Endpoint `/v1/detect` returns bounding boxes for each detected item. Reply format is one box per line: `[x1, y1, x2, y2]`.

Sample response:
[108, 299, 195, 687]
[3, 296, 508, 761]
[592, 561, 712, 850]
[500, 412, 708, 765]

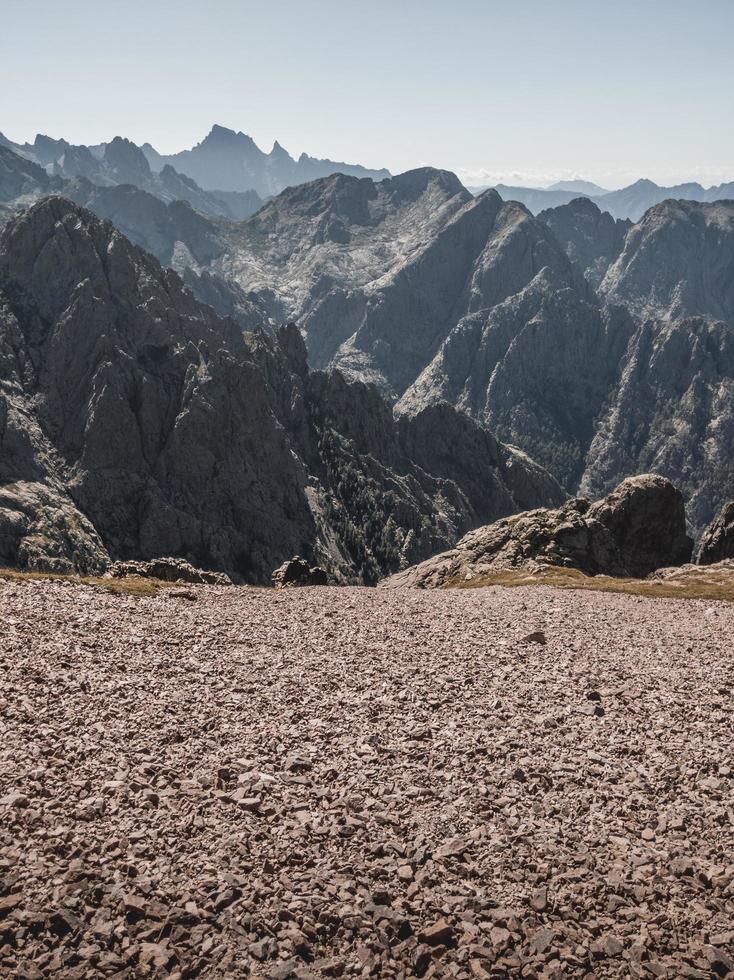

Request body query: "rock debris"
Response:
[0, 579, 732, 978]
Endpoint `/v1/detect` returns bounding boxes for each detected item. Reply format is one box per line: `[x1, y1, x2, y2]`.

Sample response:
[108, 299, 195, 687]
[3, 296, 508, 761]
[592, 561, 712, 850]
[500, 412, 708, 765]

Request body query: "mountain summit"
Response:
[140, 124, 391, 196]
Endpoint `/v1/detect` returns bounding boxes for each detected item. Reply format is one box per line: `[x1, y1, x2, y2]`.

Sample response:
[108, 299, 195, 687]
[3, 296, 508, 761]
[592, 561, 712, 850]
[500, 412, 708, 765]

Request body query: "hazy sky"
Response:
[3, 0, 733, 189]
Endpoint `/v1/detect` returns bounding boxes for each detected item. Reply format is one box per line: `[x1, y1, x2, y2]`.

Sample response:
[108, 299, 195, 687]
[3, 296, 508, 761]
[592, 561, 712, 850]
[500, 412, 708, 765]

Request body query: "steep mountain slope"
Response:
[0, 145, 65, 222]
[576, 201, 734, 532]
[142, 124, 390, 196]
[0, 198, 562, 581]
[211, 175, 734, 532]
[600, 199, 734, 323]
[4, 156, 732, 538]
[580, 315, 734, 535]
[539, 197, 631, 284]
[52, 164, 729, 532]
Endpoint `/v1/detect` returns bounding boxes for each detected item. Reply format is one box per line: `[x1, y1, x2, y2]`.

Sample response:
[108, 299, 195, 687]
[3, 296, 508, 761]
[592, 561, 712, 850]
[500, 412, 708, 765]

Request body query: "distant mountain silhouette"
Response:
[141, 124, 390, 196]
[482, 176, 734, 220]
[0, 131, 263, 219]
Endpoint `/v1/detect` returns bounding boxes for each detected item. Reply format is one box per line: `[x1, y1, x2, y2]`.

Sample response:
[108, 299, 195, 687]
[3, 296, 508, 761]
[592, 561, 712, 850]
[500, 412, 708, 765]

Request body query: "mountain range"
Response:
[7, 124, 732, 223]
[0, 124, 390, 205]
[0, 135, 733, 576]
[0, 196, 560, 582]
[479, 177, 734, 221]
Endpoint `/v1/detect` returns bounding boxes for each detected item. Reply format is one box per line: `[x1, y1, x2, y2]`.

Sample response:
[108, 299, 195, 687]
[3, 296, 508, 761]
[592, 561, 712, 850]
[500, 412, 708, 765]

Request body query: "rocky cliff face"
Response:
[0, 198, 562, 581]
[600, 199, 734, 324]
[698, 500, 734, 564]
[539, 197, 631, 285]
[205, 179, 734, 536]
[4, 158, 732, 541]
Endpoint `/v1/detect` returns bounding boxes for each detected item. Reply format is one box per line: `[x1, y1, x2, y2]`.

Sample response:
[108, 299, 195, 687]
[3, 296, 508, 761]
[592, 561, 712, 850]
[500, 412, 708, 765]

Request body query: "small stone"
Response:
[0, 894, 22, 916]
[522, 631, 547, 645]
[529, 887, 547, 912]
[418, 919, 455, 946]
[0, 792, 29, 808]
[434, 837, 469, 860]
[530, 927, 554, 955]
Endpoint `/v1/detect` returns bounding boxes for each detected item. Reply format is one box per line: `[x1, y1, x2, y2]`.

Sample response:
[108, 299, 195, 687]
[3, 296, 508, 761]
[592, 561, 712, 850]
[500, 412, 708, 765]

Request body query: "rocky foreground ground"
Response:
[1, 579, 733, 979]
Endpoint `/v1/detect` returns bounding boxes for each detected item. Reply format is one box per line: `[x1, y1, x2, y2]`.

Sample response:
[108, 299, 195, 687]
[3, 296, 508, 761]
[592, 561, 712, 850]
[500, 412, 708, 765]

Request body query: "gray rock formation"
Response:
[4, 155, 731, 542]
[108, 558, 232, 585]
[381, 475, 692, 588]
[0, 198, 562, 582]
[600, 199, 734, 324]
[272, 556, 328, 588]
[539, 197, 631, 285]
[697, 501, 734, 565]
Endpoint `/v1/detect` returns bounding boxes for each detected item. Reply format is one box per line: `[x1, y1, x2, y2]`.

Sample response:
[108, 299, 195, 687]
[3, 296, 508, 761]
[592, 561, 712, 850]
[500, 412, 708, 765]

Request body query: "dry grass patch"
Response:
[445, 564, 734, 602]
[0, 567, 182, 597]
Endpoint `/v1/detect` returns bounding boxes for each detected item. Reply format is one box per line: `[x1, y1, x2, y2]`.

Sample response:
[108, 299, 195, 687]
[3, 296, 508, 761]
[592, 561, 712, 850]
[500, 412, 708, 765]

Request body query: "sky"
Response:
[2, 0, 733, 190]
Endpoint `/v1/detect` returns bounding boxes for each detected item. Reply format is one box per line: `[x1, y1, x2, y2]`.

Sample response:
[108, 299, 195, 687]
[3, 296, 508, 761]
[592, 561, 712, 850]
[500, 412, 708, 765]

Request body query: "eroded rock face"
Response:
[539, 197, 631, 285]
[272, 556, 328, 588]
[5, 161, 732, 538]
[381, 475, 692, 588]
[0, 481, 109, 575]
[698, 501, 734, 565]
[108, 558, 232, 585]
[0, 198, 562, 582]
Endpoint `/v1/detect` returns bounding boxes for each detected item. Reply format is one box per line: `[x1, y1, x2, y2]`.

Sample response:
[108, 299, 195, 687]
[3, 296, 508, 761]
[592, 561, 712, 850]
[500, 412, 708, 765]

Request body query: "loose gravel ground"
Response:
[1, 580, 733, 978]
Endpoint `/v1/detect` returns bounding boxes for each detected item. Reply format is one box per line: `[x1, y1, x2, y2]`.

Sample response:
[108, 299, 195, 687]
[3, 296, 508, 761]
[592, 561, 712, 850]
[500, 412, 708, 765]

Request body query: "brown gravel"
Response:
[1, 579, 733, 979]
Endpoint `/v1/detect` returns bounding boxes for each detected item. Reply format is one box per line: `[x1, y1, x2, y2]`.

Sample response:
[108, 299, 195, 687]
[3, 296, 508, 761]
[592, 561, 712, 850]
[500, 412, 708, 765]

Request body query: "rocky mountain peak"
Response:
[103, 136, 152, 184]
[30, 134, 70, 165]
[600, 198, 734, 322]
[269, 140, 293, 160]
[201, 124, 264, 155]
[384, 167, 468, 203]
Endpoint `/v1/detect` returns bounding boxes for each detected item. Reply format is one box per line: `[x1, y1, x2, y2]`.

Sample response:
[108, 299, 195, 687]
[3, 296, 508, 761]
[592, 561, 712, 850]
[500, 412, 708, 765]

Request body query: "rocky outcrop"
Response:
[380, 475, 692, 588]
[0, 198, 562, 582]
[0, 198, 317, 580]
[539, 197, 631, 285]
[697, 501, 734, 565]
[271, 556, 328, 588]
[108, 558, 232, 585]
[0, 481, 109, 575]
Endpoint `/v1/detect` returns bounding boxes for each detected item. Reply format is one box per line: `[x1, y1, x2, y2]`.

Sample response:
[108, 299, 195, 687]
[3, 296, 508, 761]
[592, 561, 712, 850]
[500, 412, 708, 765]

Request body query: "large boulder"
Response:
[272, 557, 328, 588]
[380, 474, 692, 589]
[584, 474, 692, 578]
[697, 501, 734, 565]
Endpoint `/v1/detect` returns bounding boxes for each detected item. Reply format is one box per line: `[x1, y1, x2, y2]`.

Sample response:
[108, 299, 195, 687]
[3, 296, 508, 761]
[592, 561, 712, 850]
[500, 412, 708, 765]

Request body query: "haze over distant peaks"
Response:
[546, 179, 609, 195]
[0, 123, 391, 205]
[140, 124, 391, 196]
[486, 175, 734, 220]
